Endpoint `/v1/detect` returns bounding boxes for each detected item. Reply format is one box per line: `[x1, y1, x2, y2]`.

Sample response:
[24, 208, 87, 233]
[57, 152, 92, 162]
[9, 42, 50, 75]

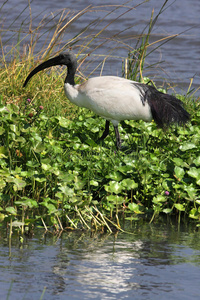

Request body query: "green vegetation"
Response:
[0, 1, 200, 234]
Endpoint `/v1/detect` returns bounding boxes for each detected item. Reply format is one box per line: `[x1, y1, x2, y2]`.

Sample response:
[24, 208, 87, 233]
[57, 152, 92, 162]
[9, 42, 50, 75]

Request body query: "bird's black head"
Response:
[23, 51, 77, 87]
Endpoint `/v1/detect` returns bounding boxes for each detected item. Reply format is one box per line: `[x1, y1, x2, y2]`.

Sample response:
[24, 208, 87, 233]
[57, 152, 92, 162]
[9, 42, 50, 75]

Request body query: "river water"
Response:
[0, 222, 200, 300]
[1, 0, 200, 95]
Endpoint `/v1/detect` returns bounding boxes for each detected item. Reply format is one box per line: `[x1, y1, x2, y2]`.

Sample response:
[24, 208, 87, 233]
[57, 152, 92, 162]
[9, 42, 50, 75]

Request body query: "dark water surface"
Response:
[0, 222, 200, 300]
[1, 0, 200, 95]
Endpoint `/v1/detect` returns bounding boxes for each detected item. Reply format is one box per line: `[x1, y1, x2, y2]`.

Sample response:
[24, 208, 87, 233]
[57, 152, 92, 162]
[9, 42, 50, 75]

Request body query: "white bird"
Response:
[23, 51, 190, 149]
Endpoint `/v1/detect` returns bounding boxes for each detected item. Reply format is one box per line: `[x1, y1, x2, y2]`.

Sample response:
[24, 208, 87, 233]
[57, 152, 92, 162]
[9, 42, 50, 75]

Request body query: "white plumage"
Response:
[23, 51, 190, 149]
[65, 76, 152, 124]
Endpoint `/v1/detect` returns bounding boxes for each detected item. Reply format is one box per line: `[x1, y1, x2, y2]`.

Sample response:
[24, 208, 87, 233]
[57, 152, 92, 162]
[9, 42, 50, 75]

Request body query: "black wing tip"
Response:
[146, 87, 190, 128]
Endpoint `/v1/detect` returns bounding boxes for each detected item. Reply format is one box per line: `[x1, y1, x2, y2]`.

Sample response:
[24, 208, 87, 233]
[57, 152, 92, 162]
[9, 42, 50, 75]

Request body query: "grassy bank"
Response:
[0, 1, 200, 234]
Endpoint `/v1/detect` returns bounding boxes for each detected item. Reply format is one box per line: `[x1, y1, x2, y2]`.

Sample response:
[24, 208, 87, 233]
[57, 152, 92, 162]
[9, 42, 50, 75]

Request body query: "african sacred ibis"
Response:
[23, 51, 190, 149]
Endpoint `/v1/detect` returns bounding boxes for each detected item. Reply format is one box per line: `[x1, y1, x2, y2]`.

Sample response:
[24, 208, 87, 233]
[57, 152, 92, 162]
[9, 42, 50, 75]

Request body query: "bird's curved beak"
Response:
[23, 54, 64, 87]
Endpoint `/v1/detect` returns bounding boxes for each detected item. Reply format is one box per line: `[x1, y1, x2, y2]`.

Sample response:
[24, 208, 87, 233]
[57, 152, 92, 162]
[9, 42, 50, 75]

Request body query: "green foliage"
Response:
[0, 91, 199, 231]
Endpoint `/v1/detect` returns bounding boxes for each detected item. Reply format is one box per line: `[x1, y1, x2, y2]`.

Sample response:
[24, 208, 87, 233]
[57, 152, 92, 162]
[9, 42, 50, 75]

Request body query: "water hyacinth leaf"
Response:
[162, 208, 172, 214]
[173, 157, 188, 168]
[179, 142, 196, 151]
[193, 156, 200, 166]
[104, 181, 123, 194]
[15, 136, 26, 143]
[128, 202, 142, 213]
[26, 161, 40, 168]
[6, 207, 17, 215]
[15, 198, 38, 208]
[40, 202, 57, 214]
[13, 178, 26, 191]
[121, 178, 138, 189]
[73, 143, 81, 150]
[90, 180, 99, 186]
[33, 144, 46, 153]
[30, 132, 42, 142]
[184, 185, 197, 199]
[107, 194, 124, 203]
[79, 144, 89, 150]
[106, 171, 123, 181]
[152, 195, 166, 204]
[174, 166, 185, 180]
[58, 117, 72, 128]
[187, 167, 200, 180]
[34, 176, 46, 183]
[58, 185, 74, 197]
[41, 163, 52, 171]
[174, 203, 185, 211]
[117, 165, 134, 174]
[189, 208, 199, 219]
[10, 124, 19, 134]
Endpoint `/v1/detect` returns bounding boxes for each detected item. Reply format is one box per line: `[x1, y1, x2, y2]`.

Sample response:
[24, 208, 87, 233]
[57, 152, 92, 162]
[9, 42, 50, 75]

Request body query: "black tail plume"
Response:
[144, 85, 190, 128]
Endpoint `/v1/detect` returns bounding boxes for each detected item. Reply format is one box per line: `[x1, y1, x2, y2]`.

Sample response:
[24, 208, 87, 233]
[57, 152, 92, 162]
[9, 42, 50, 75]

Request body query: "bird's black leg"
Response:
[99, 120, 110, 140]
[114, 125, 121, 149]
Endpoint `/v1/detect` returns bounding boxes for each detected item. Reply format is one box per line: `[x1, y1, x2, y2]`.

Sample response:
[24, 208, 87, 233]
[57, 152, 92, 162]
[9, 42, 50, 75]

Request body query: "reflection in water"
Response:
[0, 223, 200, 300]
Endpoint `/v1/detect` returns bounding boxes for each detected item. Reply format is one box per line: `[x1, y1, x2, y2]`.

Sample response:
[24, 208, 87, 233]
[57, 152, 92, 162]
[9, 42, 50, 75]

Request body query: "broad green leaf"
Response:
[173, 158, 184, 166]
[40, 202, 57, 214]
[41, 163, 52, 171]
[189, 208, 199, 219]
[152, 195, 166, 204]
[58, 185, 74, 197]
[184, 185, 197, 199]
[193, 156, 200, 166]
[128, 202, 142, 214]
[6, 207, 17, 215]
[13, 178, 26, 191]
[179, 142, 196, 151]
[107, 194, 124, 203]
[34, 176, 46, 183]
[121, 179, 138, 189]
[58, 117, 71, 128]
[90, 180, 99, 187]
[163, 208, 172, 214]
[104, 181, 123, 194]
[174, 203, 185, 211]
[187, 167, 200, 179]
[15, 198, 38, 208]
[106, 171, 123, 181]
[10, 124, 19, 134]
[174, 166, 185, 180]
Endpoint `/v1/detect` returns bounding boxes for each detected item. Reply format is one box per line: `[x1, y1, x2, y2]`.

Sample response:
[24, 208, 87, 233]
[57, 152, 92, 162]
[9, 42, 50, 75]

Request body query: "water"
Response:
[1, 0, 200, 95]
[0, 222, 200, 300]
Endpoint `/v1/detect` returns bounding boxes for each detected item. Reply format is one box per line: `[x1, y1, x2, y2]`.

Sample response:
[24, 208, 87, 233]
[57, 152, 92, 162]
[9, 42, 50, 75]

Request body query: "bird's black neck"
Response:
[65, 63, 76, 86]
